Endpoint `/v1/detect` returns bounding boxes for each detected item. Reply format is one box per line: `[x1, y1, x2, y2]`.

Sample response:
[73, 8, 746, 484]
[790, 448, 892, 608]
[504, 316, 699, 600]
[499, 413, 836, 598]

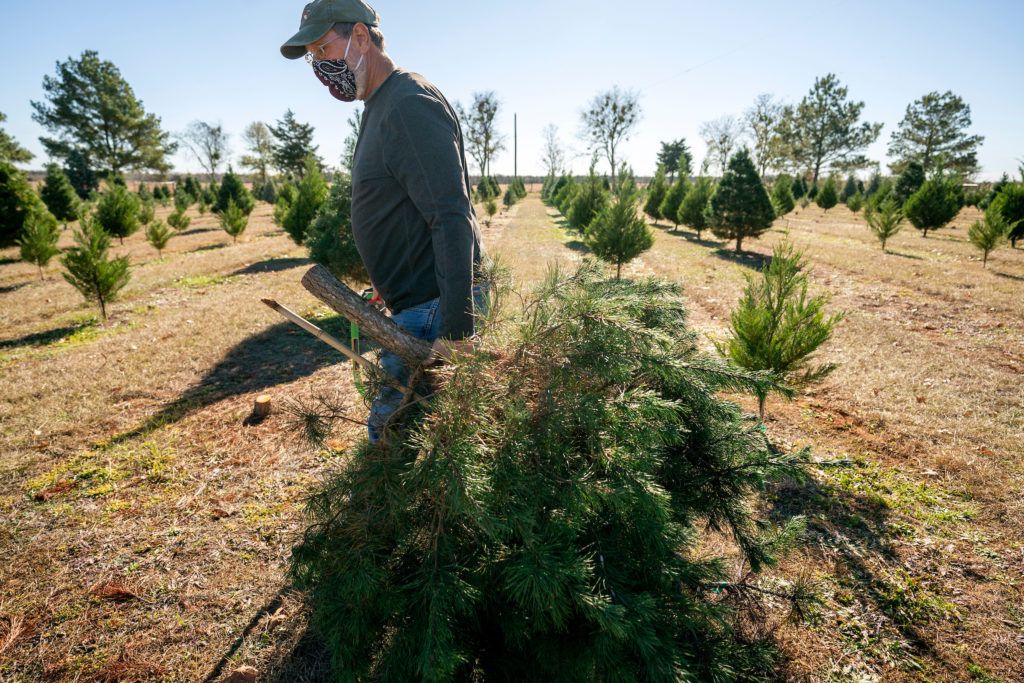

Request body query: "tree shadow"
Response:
[99, 314, 354, 448]
[0, 256, 20, 266]
[232, 257, 310, 277]
[710, 248, 771, 271]
[188, 243, 229, 254]
[885, 250, 925, 261]
[565, 240, 590, 254]
[180, 227, 222, 237]
[0, 281, 31, 294]
[667, 230, 722, 249]
[992, 270, 1024, 281]
[767, 469, 957, 671]
[262, 624, 333, 683]
[0, 321, 96, 350]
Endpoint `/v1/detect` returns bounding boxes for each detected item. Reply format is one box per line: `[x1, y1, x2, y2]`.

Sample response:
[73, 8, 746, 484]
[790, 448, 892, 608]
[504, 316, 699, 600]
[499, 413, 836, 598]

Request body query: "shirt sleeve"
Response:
[383, 93, 477, 340]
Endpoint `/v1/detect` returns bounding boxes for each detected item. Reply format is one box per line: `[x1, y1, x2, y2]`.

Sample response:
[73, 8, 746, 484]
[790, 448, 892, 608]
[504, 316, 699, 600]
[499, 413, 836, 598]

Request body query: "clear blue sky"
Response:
[2, 0, 1022, 180]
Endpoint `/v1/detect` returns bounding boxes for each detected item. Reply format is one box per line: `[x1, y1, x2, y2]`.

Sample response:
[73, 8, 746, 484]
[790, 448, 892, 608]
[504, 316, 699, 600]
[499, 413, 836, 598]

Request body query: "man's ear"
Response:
[353, 22, 370, 52]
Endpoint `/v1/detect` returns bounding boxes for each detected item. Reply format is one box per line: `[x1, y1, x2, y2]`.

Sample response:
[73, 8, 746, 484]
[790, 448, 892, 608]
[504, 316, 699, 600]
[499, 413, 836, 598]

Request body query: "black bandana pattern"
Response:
[312, 59, 358, 102]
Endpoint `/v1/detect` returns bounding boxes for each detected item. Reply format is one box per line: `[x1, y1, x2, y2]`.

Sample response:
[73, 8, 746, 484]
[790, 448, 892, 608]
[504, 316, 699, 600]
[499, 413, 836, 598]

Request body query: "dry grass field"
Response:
[1, 190, 1022, 682]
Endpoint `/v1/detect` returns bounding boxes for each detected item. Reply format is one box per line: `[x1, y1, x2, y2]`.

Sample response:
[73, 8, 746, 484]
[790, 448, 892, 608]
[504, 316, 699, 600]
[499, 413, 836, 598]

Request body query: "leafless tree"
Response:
[744, 94, 786, 178]
[456, 92, 506, 178]
[540, 124, 567, 178]
[699, 115, 742, 177]
[580, 86, 641, 191]
[179, 120, 229, 182]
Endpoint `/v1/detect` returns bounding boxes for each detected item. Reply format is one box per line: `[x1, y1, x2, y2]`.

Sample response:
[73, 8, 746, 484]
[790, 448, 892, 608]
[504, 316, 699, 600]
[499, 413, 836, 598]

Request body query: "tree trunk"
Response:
[736, 236, 743, 253]
[301, 265, 432, 367]
[616, 262, 622, 280]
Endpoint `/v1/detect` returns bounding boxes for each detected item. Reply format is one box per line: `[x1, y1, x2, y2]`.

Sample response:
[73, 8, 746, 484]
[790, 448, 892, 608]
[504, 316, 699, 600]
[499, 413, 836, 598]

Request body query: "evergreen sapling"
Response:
[642, 165, 668, 224]
[864, 197, 904, 251]
[95, 184, 141, 245]
[904, 177, 962, 238]
[18, 208, 60, 279]
[658, 176, 688, 232]
[584, 168, 654, 278]
[218, 198, 249, 243]
[677, 176, 714, 239]
[283, 157, 328, 244]
[988, 184, 1024, 248]
[39, 164, 79, 229]
[145, 218, 172, 256]
[715, 240, 844, 419]
[815, 176, 839, 211]
[709, 149, 775, 252]
[771, 174, 796, 217]
[968, 210, 1011, 267]
[61, 216, 130, 320]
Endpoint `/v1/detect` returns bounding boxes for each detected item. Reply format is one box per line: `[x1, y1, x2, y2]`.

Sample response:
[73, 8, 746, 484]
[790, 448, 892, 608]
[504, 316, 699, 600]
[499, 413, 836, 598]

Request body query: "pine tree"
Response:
[846, 192, 864, 213]
[138, 200, 155, 226]
[63, 150, 99, 200]
[269, 109, 319, 177]
[968, 211, 1010, 267]
[136, 182, 151, 202]
[791, 175, 807, 199]
[840, 174, 858, 203]
[904, 177, 962, 238]
[643, 165, 669, 223]
[214, 168, 255, 215]
[39, 164, 80, 228]
[61, 216, 130, 320]
[167, 207, 191, 232]
[283, 156, 328, 244]
[771, 174, 796, 216]
[273, 182, 298, 228]
[715, 240, 844, 419]
[988, 184, 1024, 248]
[864, 197, 904, 251]
[544, 175, 569, 205]
[503, 187, 516, 210]
[658, 176, 688, 232]
[678, 176, 714, 239]
[0, 161, 45, 247]
[218, 198, 249, 244]
[815, 176, 839, 211]
[95, 184, 140, 244]
[18, 208, 60, 279]
[307, 174, 367, 282]
[709, 149, 776, 252]
[511, 176, 527, 200]
[483, 198, 498, 227]
[585, 168, 654, 278]
[568, 165, 608, 232]
[893, 161, 925, 205]
[288, 259, 811, 681]
[183, 175, 203, 202]
[865, 172, 882, 197]
[145, 219, 172, 256]
[554, 177, 577, 215]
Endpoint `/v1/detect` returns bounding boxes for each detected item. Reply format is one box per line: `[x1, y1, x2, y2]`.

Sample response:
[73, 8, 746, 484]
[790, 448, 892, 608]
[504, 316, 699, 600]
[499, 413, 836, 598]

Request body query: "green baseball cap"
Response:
[280, 0, 381, 60]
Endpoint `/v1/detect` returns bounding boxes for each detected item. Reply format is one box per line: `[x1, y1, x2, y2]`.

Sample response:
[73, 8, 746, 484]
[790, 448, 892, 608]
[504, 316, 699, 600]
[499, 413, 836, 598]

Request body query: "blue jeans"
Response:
[367, 285, 488, 443]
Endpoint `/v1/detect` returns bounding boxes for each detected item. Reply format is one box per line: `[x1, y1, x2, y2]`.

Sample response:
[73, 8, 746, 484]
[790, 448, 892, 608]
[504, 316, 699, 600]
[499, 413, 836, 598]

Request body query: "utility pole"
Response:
[513, 113, 517, 179]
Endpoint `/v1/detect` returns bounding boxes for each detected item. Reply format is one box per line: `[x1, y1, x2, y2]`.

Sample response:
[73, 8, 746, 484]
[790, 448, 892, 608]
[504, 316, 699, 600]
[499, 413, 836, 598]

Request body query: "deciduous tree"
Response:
[457, 92, 505, 179]
[580, 86, 641, 191]
[179, 120, 229, 182]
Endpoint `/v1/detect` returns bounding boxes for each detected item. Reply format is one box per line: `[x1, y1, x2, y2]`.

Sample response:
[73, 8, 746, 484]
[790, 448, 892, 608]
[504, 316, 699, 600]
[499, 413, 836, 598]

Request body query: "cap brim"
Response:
[280, 21, 334, 59]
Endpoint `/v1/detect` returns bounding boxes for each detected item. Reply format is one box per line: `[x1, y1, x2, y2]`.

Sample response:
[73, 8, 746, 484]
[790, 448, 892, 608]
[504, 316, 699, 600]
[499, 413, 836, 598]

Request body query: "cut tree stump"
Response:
[301, 265, 432, 367]
[243, 394, 272, 426]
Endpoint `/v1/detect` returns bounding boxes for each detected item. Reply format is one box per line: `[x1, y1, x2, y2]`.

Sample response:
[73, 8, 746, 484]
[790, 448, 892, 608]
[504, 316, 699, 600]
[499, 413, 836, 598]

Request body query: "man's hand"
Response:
[425, 337, 477, 366]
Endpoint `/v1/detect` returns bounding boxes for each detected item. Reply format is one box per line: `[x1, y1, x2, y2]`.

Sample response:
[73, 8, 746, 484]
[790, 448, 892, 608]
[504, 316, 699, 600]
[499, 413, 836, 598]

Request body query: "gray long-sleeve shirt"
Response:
[350, 68, 485, 341]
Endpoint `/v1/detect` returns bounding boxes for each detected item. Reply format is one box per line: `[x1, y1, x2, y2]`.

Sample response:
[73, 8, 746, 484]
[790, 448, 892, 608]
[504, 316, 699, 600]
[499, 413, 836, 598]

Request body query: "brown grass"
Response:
[0, 193, 1021, 681]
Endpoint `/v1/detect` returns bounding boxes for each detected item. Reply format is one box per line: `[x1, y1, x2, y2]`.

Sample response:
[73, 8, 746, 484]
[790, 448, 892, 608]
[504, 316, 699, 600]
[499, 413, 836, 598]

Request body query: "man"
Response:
[281, 0, 488, 443]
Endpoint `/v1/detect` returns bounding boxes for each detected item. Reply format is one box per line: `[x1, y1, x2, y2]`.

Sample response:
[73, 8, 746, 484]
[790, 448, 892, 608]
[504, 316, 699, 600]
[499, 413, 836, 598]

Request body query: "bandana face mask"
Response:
[311, 36, 363, 102]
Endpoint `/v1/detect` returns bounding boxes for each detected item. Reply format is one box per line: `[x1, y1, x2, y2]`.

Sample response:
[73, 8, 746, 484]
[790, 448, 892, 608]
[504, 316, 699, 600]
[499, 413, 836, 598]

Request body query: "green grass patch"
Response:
[173, 273, 236, 289]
